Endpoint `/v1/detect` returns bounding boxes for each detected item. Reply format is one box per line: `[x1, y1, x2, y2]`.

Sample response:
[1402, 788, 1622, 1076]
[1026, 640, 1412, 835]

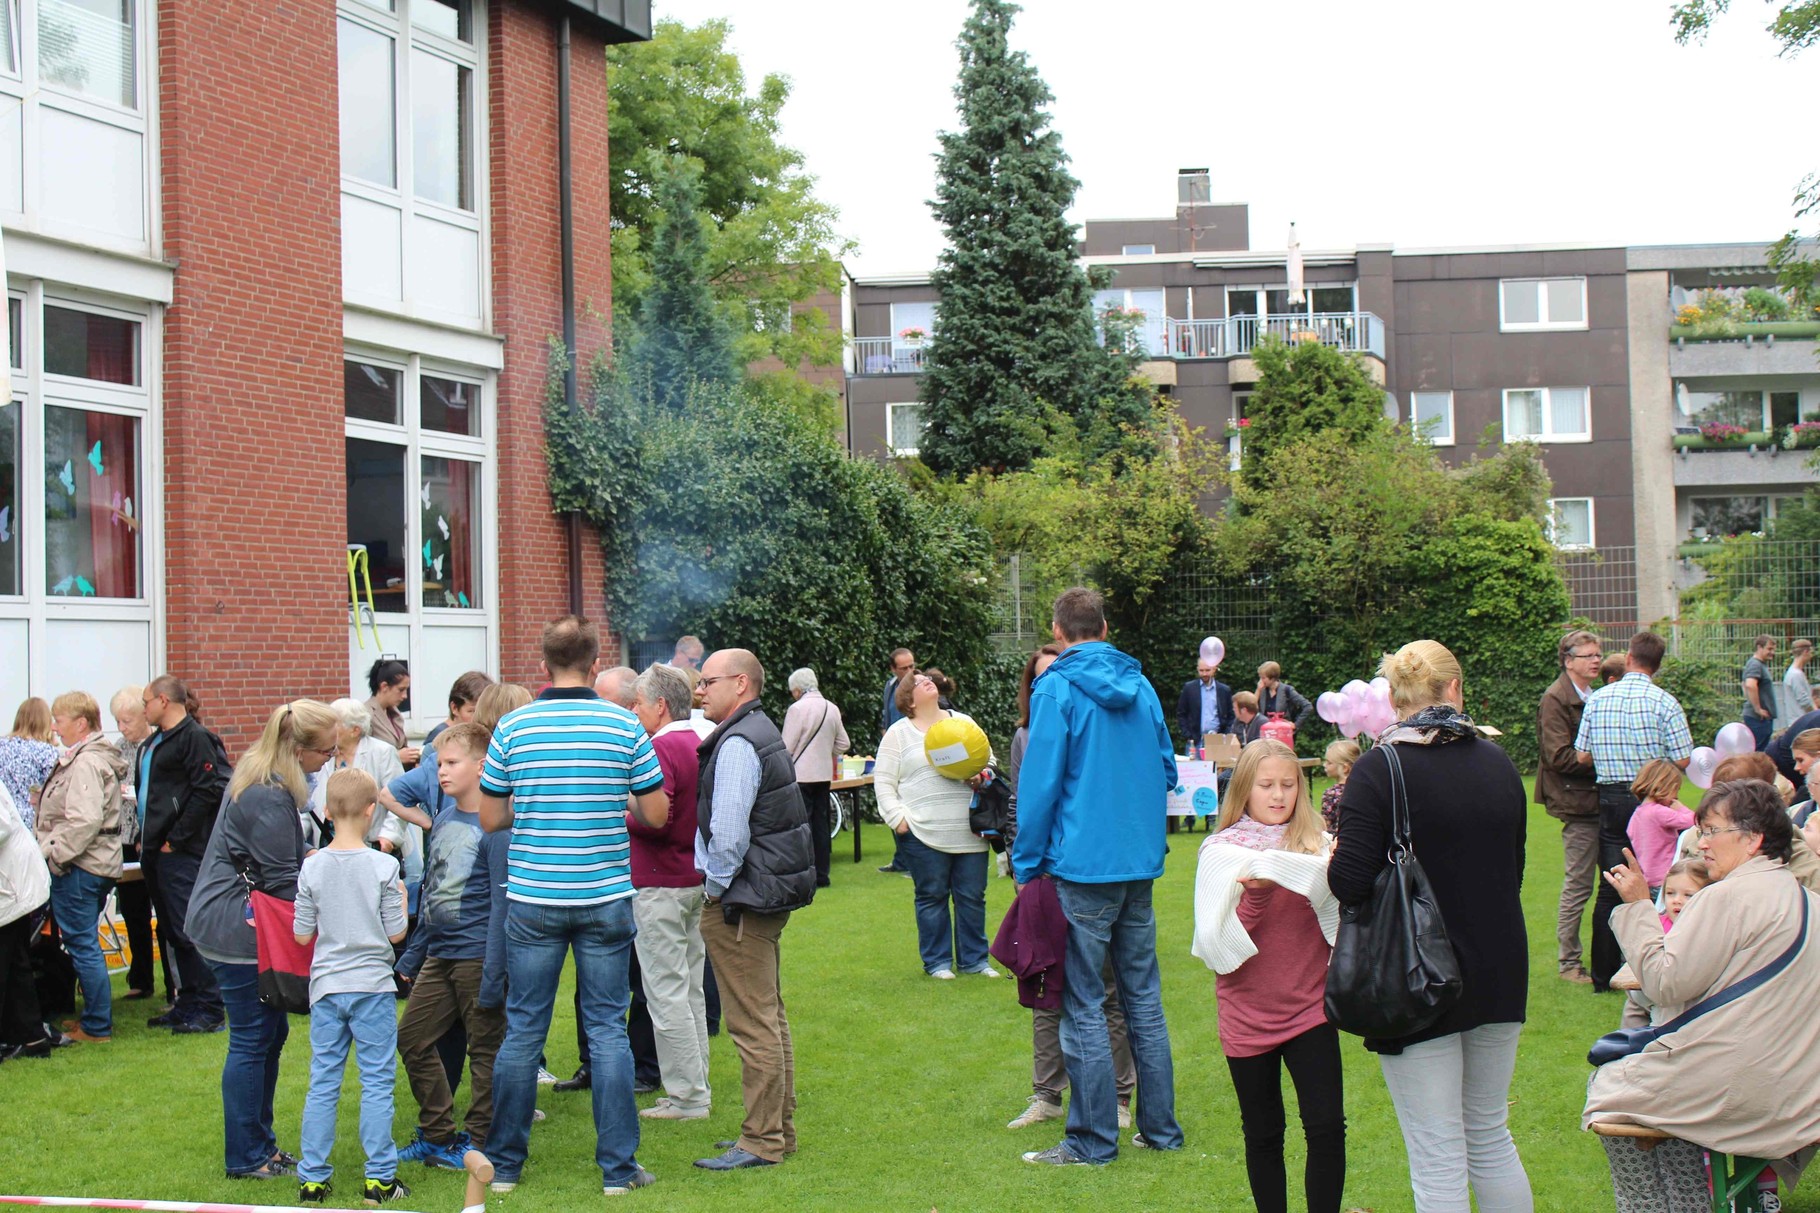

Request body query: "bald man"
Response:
[595, 666, 638, 710]
[691, 649, 816, 1171]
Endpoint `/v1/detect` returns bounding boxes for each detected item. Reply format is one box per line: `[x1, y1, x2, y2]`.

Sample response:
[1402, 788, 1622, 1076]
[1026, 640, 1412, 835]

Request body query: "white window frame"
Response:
[1499, 277, 1588, 332]
[886, 401, 925, 458]
[1093, 286, 1167, 357]
[0, 279, 164, 709]
[1225, 283, 1359, 319]
[1502, 386, 1591, 444]
[1410, 390, 1455, 446]
[889, 300, 936, 349]
[1546, 497, 1595, 550]
[343, 345, 497, 729]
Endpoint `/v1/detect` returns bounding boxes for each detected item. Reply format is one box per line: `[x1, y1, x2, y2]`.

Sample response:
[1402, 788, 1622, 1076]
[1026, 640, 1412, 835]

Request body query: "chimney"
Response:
[1177, 168, 1211, 207]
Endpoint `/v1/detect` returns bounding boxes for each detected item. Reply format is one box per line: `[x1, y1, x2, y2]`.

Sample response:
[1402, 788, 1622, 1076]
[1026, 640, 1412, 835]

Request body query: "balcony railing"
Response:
[852, 336, 927, 375]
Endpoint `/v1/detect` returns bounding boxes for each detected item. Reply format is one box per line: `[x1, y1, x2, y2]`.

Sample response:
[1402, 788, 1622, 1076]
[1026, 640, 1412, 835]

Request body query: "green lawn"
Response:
[0, 780, 1802, 1211]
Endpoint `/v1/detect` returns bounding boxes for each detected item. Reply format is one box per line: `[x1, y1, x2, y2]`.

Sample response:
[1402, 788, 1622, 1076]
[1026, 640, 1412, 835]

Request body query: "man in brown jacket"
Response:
[1537, 630, 1602, 984]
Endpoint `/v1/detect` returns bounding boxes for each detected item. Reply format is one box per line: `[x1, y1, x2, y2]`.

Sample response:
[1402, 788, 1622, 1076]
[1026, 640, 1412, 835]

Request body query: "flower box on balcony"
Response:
[1668, 320, 1820, 343]
[1672, 431, 1773, 451]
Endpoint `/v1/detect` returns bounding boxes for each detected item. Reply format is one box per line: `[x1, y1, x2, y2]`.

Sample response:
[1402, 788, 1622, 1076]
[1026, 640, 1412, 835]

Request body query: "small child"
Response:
[394, 723, 509, 1170]
[1208, 739, 1344, 1213]
[1626, 760, 1695, 896]
[294, 768, 410, 1206]
[1319, 740, 1359, 834]
[1659, 858, 1712, 933]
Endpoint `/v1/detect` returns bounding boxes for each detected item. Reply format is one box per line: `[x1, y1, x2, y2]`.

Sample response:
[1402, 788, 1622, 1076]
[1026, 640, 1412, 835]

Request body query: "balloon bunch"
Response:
[1316, 677, 1398, 741]
[1686, 721, 1761, 789]
[1199, 636, 1226, 666]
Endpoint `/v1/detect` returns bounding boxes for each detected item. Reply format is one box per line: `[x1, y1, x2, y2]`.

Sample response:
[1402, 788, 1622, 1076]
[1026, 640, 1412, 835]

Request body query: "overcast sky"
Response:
[652, 0, 1812, 277]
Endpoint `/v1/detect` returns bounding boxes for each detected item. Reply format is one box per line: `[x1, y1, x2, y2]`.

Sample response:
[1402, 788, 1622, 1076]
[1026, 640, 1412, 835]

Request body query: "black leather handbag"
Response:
[1324, 743, 1462, 1039]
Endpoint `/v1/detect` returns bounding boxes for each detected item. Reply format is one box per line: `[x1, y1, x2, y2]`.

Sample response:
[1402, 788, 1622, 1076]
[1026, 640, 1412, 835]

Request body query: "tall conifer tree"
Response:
[633, 157, 738, 409]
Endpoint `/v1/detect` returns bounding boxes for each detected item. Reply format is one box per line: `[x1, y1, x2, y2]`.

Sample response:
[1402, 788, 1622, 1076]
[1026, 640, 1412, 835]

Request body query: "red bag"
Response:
[249, 889, 313, 1014]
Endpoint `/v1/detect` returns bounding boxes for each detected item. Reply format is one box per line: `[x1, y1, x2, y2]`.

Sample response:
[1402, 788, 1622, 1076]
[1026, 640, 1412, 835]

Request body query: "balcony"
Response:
[1671, 430, 1820, 489]
[852, 337, 927, 375]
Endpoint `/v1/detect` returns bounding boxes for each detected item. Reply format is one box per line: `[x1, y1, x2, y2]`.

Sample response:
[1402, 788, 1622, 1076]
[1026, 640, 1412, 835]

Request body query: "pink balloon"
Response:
[1714, 722, 1757, 757]
[1370, 676, 1391, 701]
[1339, 718, 1362, 740]
[1200, 636, 1226, 666]
[1316, 692, 1345, 724]
[1687, 746, 1720, 790]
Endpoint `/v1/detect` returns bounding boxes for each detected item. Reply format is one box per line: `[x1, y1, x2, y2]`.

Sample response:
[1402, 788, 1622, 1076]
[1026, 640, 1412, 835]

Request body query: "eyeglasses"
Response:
[1697, 825, 1747, 840]
[697, 674, 744, 690]
[303, 744, 337, 758]
[1568, 650, 1601, 661]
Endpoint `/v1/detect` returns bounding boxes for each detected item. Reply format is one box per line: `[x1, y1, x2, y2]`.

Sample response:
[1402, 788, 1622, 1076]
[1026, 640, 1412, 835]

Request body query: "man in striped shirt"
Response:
[1573, 629, 1692, 993]
[479, 616, 669, 1196]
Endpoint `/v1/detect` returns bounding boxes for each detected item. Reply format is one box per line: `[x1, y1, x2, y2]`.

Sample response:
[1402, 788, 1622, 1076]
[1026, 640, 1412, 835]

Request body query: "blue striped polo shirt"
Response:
[480, 687, 665, 907]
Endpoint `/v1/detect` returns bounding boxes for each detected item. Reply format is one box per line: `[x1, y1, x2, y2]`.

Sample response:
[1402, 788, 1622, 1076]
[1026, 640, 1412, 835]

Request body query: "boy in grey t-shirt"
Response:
[293, 769, 410, 1206]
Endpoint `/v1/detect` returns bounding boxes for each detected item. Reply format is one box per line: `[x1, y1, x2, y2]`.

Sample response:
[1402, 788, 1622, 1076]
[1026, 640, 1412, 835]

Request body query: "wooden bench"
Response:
[1589, 1121, 1775, 1212]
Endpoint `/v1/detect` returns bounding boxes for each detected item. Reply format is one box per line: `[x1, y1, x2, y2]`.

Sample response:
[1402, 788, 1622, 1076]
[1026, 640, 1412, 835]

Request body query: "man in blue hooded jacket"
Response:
[1009, 587, 1183, 1166]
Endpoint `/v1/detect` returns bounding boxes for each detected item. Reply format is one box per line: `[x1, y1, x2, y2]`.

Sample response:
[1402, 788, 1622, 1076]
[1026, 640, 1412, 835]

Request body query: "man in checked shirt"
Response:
[1574, 630, 1692, 993]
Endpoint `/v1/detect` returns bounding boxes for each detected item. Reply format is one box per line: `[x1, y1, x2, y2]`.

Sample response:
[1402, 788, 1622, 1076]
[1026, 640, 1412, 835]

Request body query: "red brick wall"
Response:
[489, 3, 617, 683]
[158, 0, 346, 752]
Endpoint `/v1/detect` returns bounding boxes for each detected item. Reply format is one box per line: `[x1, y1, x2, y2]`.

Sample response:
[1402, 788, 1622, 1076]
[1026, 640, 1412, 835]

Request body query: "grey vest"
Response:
[697, 701, 816, 916]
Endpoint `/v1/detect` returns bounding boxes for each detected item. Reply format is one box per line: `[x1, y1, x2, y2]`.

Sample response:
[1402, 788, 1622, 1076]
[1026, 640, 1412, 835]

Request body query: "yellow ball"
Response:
[924, 716, 990, 781]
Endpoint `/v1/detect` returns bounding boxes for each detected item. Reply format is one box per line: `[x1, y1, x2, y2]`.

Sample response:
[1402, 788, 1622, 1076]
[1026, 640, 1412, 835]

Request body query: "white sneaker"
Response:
[930, 968, 956, 980]
[968, 965, 1001, 978]
[640, 1099, 710, 1121]
[536, 1067, 559, 1085]
[532, 1108, 546, 1122]
[1117, 1103, 1132, 1129]
[1007, 1097, 1063, 1129]
[489, 1181, 517, 1194]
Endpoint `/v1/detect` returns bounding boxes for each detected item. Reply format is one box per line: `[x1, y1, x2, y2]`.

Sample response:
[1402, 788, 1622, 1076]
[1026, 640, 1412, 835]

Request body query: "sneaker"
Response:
[1022, 1143, 1095, 1166]
[298, 1181, 332, 1204]
[147, 1009, 182, 1028]
[533, 1108, 546, 1123]
[603, 1166, 657, 1196]
[489, 1180, 518, 1194]
[362, 1178, 411, 1206]
[536, 1066, 560, 1085]
[172, 1016, 226, 1035]
[1131, 1132, 1179, 1151]
[1007, 1097, 1063, 1129]
[271, 1151, 299, 1170]
[639, 1099, 709, 1121]
[396, 1129, 436, 1164]
[929, 968, 956, 980]
[1118, 1103, 1132, 1130]
[425, 1139, 471, 1171]
[967, 965, 1000, 979]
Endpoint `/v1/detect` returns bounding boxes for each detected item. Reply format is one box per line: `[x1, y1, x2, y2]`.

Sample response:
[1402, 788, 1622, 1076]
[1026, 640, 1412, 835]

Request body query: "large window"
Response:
[1504, 386, 1590, 443]
[1093, 287, 1166, 356]
[1547, 498, 1594, 549]
[1410, 391, 1454, 446]
[1226, 284, 1357, 318]
[1, 0, 17, 76]
[886, 402, 925, 457]
[38, 0, 135, 109]
[890, 301, 936, 351]
[44, 404, 138, 596]
[339, 16, 396, 188]
[1500, 278, 1587, 331]
[338, 0, 476, 211]
[1678, 387, 1815, 432]
[1690, 496, 1770, 541]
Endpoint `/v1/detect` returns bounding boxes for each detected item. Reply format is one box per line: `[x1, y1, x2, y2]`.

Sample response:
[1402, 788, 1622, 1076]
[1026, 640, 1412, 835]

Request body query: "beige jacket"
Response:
[782, 690, 850, 784]
[1584, 855, 1820, 1173]
[34, 732, 126, 879]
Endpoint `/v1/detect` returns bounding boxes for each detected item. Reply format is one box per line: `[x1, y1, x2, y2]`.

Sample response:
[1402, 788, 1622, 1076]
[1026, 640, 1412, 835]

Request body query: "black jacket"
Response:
[1328, 737, 1528, 1053]
[139, 715, 231, 857]
[698, 701, 816, 917]
[1770, 708, 1820, 784]
[1175, 679, 1232, 749]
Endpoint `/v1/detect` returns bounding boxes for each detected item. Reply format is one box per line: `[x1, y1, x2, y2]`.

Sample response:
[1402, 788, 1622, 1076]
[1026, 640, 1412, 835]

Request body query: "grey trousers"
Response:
[1033, 964, 1134, 1104]
[1558, 817, 1599, 972]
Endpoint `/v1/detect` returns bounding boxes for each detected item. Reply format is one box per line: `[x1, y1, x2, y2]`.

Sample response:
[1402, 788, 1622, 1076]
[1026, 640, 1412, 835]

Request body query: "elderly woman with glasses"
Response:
[1586, 779, 1820, 1210]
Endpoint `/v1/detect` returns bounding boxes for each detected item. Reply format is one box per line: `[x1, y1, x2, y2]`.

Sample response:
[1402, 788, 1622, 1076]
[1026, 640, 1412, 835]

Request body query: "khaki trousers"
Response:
[699, 904, 795, 1162]
[397, 957, 506, 1146]
[1557, 817, 1600, 973]
[633, 885, 712, 1112]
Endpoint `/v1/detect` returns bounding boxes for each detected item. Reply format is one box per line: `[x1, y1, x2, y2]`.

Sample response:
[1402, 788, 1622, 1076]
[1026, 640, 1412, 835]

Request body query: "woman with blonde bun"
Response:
[1326, 640, 1532, 1213]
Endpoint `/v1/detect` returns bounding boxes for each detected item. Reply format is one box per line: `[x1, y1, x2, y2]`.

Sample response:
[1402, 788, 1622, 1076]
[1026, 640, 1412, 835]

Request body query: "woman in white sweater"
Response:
[875, 671, 998, 979]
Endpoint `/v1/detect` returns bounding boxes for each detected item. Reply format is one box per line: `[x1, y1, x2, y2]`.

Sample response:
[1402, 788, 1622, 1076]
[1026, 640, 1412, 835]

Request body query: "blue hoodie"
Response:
[1010, 641, 1177, 885]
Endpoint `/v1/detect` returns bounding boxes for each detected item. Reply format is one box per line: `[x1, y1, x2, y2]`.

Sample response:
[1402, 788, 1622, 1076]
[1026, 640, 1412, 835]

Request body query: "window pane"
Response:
[39, 0, 134, 108]
[1546, 278, 1585, 325]
[1686, 389, 1762, 430]
[888, 403, 926, 455]
[1502, 280, 1540, 326]
[1226, 290, 1259, 317]
[1, 0, 16, 75]
[412, 0, 469, 41]
[0, 400, 17, 596]
[1265, 289, 1300, 316]
[346, 437, 408, 613]
[1692, 497, 1767, 539]
[339, 18, 396, 187]
[422, 455, 479, 607]
[412, 50, 471, 209]
[1549, 387, 1588, 436]
[1771, 391, 1802, 430]
[1121, 244, 1155, 256]
[44, 406, 139, 598]
[1312, 286, 1355, 314]
[1506, 390, 1543, 439]
[1413, 392, 1452, 441]
[7, 298, 19, 370]
[420, 375, 476, 436]
[346, 361, 401, 424]
[1551, 500, 1592, 547]
[43, 306, 139, 385]
[891, 301, 935, 348]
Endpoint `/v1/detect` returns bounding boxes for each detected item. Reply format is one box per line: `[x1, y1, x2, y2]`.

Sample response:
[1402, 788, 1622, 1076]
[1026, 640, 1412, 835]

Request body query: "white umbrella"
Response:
[1287, 222, 1304, 307]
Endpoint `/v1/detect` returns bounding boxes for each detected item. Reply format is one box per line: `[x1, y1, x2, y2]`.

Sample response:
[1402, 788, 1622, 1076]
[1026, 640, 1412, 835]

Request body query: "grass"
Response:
[1, 778, 1808, 1212]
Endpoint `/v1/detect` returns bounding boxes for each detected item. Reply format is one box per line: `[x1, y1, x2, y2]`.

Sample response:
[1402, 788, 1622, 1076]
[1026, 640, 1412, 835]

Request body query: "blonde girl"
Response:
[1319, 740, 1359, 834]
[1209, 738, 1343, 1213]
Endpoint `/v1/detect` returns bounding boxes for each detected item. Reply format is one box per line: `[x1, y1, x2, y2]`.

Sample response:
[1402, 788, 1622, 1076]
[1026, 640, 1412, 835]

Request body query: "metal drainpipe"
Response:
[558, 14, 584, 616]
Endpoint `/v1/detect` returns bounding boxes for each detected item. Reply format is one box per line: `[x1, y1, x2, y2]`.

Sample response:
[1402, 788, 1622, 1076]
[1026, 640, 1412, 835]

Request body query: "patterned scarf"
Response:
[1212, 815, 1292, 852]
[1375, 703, 1479, 747]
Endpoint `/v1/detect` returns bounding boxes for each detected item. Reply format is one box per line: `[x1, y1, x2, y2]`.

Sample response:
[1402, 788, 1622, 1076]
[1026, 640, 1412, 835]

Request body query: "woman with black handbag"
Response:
[1327, 640, 1533, 1213]
[187, 700, 339, 1180]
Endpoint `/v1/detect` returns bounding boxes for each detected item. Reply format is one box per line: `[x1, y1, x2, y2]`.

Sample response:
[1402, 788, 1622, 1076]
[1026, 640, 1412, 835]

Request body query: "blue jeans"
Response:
[50, 868, 113, 1035]
[299, 991, 399, 1184]
[898, 832, 989, 974]
[1746, 714, 1774, 751]
[213, 961, 290, 1175]
[490, 897, 642, 1187]
[1052, 878, 1181, 1163]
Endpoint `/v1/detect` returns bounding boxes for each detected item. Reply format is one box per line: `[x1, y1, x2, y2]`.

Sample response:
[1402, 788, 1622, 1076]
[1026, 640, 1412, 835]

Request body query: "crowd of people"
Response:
[6, 596, 1820, 1211]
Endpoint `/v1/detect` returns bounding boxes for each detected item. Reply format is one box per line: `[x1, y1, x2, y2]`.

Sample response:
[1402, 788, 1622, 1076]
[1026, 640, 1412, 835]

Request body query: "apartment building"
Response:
[2, 0, 650, 744]
[841, 170, 1815, 623]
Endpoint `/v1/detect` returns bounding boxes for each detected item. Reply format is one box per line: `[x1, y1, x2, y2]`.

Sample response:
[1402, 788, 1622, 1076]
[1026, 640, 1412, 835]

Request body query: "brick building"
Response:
[2, 0, 650, 747]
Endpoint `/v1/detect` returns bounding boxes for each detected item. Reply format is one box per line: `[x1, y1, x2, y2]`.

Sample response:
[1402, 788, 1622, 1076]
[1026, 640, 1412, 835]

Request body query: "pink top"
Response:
[1627, 800, 1696, 888]
[1216, 882, 1332, 1057]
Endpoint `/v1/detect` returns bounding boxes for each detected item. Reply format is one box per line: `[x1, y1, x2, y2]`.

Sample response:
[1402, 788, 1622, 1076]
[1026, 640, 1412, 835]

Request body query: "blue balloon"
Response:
[1192, 786, 1219, 816]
